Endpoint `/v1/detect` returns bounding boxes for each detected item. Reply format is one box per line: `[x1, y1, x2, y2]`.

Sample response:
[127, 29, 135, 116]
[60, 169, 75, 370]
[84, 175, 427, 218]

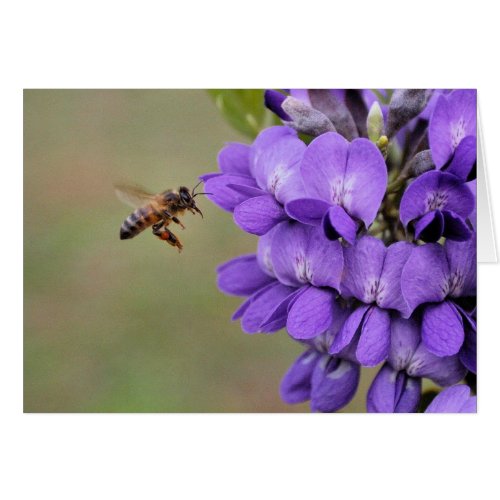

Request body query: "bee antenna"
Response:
[192, 192, 213, 198]
[191, 180, 204, 196]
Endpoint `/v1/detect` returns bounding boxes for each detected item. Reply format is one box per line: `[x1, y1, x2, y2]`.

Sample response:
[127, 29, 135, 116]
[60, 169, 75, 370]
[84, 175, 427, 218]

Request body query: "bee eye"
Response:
[180, 191, 190, 203]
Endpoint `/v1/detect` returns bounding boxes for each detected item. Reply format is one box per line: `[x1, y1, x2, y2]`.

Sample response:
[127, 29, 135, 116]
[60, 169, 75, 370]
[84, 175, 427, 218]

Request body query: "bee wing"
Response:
[114, 184, 157, 208]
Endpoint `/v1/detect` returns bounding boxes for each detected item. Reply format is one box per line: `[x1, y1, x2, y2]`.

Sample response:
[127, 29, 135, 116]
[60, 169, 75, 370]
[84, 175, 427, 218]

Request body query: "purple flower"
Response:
[425, 384, 476, 413]
[202, 126, 306, 235]
[401, 238, 476, 358]
[286, 132, 387, 244]
[280, 315, 360, 413]
[217, 222, 344, 339]
[366, 316, 466, 413]
[399, 170, 475, 242]
[269, 221, 344, 339]
[329, 236, 413, 366]
[429, 89, 477, 181]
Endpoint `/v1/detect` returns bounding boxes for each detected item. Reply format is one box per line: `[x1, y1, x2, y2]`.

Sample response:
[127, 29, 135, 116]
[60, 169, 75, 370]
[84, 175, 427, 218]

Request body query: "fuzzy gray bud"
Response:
[386, 89, 433, 138]
[282, 96, 336, 136]
[409, 149, 435, 176]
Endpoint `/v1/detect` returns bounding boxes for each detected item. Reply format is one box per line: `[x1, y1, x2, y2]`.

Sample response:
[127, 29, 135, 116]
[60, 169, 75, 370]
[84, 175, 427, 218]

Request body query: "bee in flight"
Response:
[115, 181, 208, 252]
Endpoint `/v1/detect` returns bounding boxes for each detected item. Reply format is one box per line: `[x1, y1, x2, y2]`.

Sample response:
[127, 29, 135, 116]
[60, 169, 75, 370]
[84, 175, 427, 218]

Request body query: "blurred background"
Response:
[24, 90, 376, 412]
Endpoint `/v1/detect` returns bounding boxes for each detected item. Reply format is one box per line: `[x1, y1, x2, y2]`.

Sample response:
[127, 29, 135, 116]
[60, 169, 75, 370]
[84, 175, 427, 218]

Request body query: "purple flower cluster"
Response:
[203, 89, 477, 413]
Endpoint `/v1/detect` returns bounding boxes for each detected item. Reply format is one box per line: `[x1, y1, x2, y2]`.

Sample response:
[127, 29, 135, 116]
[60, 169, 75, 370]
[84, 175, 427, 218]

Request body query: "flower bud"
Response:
[386, 89, 433, 138]
[408, 149, 435, 176]
[308, 89, 359, 140]
[367, 101, 385, 143]
[281, 96, 336, 136]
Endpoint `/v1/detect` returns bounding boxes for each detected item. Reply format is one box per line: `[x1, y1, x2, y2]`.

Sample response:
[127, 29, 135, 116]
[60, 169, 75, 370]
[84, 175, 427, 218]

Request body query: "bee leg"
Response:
[163, 210, 185, 229]
[152, 220, 165, 234]
[154, 227, 183, 253]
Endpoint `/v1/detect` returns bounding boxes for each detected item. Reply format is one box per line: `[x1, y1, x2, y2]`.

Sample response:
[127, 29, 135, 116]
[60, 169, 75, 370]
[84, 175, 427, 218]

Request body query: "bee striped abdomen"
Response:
[120, 206, 160, 240]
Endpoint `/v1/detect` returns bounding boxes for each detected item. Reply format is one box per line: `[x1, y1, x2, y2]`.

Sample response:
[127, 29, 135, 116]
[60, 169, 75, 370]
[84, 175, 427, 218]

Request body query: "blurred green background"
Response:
[24, 90, 375, 412]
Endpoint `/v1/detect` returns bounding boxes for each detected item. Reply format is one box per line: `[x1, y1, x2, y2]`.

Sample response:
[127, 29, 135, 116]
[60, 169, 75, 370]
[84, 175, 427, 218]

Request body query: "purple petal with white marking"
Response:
[444, 238, 477, 298]
[257, 226, 278, 278]
[388, 316, 420, 371]
[342, 138, 388, 227]
[250, 126, 306, 197]
[300, 132, 349, 202]
[422, 300, 464, 356]
[429, 90, 477, 168]
[270, 222, 343, 290]
[342, 236, 386, 302]
[400, 171, 475, 227]
[310, 356, 360, 412]
[233, 194, 288, 236]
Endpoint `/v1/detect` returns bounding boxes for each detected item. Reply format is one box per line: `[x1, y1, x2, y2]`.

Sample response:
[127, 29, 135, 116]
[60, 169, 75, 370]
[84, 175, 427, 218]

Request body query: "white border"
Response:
[4, 1, 500, 499]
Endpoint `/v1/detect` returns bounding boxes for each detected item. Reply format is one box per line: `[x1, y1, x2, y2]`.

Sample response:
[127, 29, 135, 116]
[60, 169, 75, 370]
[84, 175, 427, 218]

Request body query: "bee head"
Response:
[179, 185, 203, 217]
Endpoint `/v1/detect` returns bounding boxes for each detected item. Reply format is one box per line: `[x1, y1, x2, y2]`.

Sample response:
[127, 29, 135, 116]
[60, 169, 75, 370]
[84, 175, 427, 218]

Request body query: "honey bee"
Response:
[115, 181, 207, 252]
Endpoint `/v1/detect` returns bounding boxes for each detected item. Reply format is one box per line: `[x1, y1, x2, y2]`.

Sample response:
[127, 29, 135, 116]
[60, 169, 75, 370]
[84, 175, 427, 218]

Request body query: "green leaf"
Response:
[207, 89, 279, 138]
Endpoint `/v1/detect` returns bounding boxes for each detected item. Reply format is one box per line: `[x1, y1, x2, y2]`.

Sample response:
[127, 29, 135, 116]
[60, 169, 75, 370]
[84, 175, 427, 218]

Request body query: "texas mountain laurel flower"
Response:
[204, 89, 477, 413]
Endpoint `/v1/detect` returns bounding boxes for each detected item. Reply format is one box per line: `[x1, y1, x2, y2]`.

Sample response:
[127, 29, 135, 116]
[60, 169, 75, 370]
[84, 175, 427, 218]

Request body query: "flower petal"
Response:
[377, 242, 413, 315]
[367, 363, 421, 413]
[218, 143, 251, 176]
[401, 243, 449, 315]
[285, 197, 330, 226]
[250, 126, 306, 196]
[414, 210, 444, 242]
[322, 205, 357, 244]
[241, 282, 296, 334]
[257, 226, 278, 278]
[429, 90, 477, 169]
[442, 210, 473, 241]
[264, 90, 291, 121]
[400, 171, 475, 227]
[287, 286, 336, 339]
[310, 356, 360, 412]
[301, 131, 349, 202]
[329, 304, 370, 355]
[425, 384, 476, 413]
[217, 254, 275, 296]
[342, 236, 386, 302]
[422, 300, 465, 356]
[342, 138, 388, 227]
[204, 174, 260, 212]
[233, 194, 288, 236]
[388, 316, 421, 371]
[356, 307, 391, 366]
[270, 222, 343, 290]
[445, 135, 477, 180]
[407, 343, 467, 386]
[444, 238, 477, 298]
[259, 287, 306, 332]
